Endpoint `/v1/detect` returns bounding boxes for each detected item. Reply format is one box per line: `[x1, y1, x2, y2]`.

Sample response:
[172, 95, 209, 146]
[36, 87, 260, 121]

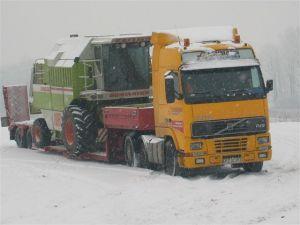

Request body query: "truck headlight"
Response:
[257, 137, 269, 144]
[190, 142, 203, 150]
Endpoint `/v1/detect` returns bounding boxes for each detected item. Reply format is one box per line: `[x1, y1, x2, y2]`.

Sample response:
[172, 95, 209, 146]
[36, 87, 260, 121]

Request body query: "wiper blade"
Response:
[190, 90, 212, 95]
[228, 88, 251, 93]
[226, 88, 253, 96]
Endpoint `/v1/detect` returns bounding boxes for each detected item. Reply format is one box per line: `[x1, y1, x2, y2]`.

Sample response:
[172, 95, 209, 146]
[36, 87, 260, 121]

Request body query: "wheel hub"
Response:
[65, 119, 75, 146]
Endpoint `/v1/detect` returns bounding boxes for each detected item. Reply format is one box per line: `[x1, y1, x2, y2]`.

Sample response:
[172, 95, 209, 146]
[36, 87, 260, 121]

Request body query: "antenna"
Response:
[174, 25, 181, 46]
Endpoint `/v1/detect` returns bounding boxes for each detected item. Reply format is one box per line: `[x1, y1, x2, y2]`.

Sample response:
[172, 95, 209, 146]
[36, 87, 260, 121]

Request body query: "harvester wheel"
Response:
[32, 118, 51, 148]
[26, 129, 33, 149]
[243, 162, 263, 172]
[61, 105, 97, 155]
[124, 134, 138, 167]
[15, 127, 27, 148]
[165, 139, 181, 176]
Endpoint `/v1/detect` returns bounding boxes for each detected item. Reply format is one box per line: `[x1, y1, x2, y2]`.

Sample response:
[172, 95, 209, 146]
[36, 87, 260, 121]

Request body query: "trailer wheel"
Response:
[243, 162, 263, 172]
[32, 118, 51, 148]
[165, 139, 181, 176]
[15, 127, 27, 148]
[124, 135, 138, 167]
[61, 105, 97, 155]
[26, 129, 33, 149]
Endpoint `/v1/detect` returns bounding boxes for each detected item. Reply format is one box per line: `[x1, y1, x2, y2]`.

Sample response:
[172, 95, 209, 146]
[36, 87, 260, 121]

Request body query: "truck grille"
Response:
[215, 137, 248, 153]
[192, 117, 266, 138]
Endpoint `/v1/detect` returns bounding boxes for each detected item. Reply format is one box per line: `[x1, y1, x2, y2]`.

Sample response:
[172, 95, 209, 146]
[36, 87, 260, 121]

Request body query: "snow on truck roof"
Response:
[181, 59, 260, 71]
[158, 26, 235, 43]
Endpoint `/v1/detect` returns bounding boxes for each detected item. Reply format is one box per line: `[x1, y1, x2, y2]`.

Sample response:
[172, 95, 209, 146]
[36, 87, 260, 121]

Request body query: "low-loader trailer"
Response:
[2, 27, 273, 176]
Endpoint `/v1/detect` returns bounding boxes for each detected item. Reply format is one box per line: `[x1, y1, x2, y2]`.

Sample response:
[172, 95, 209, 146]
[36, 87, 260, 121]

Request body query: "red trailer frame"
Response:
[2, 85, 155, 164]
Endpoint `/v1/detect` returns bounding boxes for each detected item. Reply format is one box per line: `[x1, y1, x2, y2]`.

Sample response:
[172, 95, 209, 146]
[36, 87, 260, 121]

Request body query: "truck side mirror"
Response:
[266, 79, 273, 93]
[165, 76, 175, 103]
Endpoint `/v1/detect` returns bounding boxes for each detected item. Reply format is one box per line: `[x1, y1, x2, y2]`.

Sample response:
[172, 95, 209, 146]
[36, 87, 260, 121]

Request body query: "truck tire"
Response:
[165, 139, 181, 176]
[15, 127, 27, 148]
[32, 118, 51, 148]
[26, 129, 33, 149]
[136, 137, 150, 169]
[124, 134, 138, 167]
[243, 162, 263, 172]
[61, 105, 97, 155]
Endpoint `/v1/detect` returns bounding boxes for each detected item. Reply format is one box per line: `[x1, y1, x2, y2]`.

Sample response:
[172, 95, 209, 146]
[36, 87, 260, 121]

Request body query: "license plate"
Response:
[223, 156, 241, 165]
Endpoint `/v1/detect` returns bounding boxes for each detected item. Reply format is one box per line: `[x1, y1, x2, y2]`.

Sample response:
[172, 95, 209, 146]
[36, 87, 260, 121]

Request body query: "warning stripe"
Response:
[97, 128, 108, 143]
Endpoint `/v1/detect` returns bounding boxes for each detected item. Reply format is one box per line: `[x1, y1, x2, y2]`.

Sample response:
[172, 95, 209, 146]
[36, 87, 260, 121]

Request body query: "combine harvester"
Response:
[1, 27, 273, 176]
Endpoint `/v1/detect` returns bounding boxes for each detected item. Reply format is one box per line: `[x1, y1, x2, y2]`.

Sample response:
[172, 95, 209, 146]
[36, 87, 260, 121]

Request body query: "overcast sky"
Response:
[1, 1, 299, 67]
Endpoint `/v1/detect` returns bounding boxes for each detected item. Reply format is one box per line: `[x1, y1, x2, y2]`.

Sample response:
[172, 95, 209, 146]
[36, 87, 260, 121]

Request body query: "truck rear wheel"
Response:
[124, 135, 137, 167]
[165, 139, 181, 176]
[15, 127, 27, 148]
[61, 105, 97, 155]
[32, 118, 51, 148]
[243, 162, 263, 172]
[136, 137, 150, 169]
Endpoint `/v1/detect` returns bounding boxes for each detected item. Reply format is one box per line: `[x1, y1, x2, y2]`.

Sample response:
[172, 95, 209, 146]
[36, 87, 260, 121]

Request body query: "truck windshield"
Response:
[182, 66, 265, 104]
[101, 43, 150, 91]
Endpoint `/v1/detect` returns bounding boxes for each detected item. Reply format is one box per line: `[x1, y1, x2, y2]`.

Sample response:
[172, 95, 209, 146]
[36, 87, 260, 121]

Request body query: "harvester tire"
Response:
[165, 139, 181, 176]
[243, 162, 263, 172]
[61, 105, 97, 155]
[15, 127, 27, 148]
[32, 118, 51, 148]
[26, 129, 33, 149]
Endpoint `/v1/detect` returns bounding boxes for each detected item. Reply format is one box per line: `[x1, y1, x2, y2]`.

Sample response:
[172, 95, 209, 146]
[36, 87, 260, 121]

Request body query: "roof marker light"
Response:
[232, 28, 240, 43]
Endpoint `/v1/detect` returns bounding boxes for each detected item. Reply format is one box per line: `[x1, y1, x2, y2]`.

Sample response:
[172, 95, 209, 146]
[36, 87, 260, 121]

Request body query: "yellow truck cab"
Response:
[151, 27, 273, 175]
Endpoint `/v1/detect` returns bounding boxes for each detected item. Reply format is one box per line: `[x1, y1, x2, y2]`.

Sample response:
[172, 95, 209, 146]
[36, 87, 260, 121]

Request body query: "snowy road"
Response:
[1, 123, 299, 224]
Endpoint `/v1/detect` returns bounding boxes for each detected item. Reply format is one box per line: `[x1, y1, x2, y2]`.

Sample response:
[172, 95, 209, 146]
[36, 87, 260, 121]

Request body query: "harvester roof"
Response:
[45, 34, 150, 68]
[46, 36, 92, 68]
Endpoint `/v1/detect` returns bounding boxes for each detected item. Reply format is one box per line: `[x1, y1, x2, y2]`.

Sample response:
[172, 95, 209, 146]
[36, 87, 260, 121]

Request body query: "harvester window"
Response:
[101, 43, 150, 91]
[33, 64, 44, 84]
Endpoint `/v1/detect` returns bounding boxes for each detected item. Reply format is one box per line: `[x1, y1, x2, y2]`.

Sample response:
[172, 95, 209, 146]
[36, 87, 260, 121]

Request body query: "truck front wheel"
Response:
[61, 106, 97, 155]
[165, 139, 181, 176]
[243, 162, 263, 172]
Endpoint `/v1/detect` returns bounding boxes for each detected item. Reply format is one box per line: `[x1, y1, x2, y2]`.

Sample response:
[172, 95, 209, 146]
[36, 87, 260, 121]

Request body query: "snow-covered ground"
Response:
[1, 122, 299, 224]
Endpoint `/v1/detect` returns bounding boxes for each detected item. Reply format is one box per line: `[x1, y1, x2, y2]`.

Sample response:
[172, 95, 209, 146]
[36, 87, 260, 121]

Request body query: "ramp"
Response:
[2, 85, 30, 127]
